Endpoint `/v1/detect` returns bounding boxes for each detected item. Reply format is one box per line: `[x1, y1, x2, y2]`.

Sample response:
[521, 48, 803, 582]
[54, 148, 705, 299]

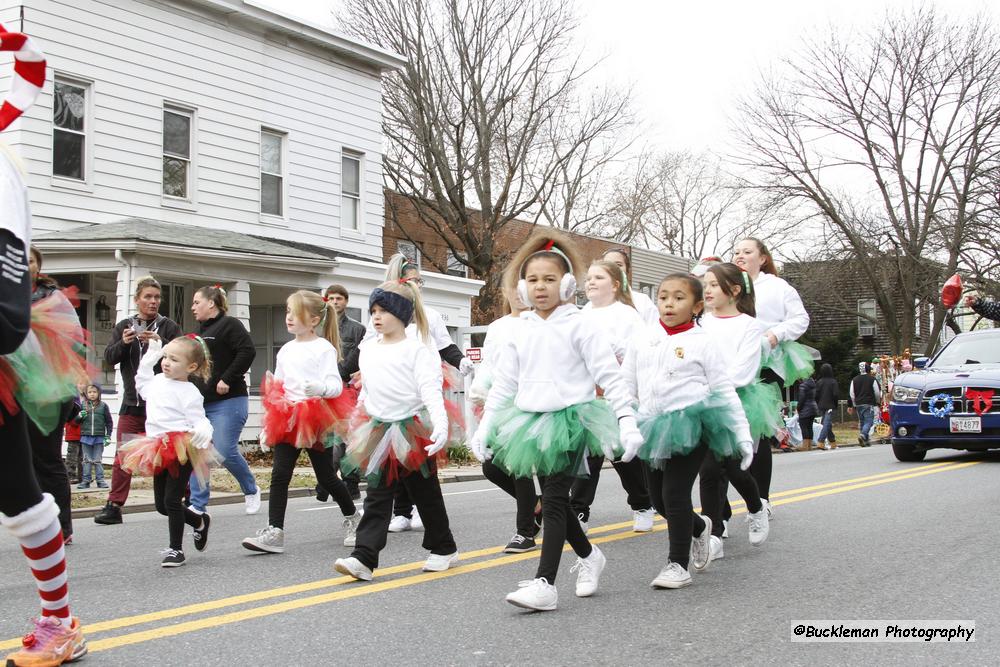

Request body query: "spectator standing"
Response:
[815, 363, 839, 450]
[76, 384, 113, 489]
[848, 362, 881, 447]
[795, 375, 819, 452]
[64, 389, 84, 484]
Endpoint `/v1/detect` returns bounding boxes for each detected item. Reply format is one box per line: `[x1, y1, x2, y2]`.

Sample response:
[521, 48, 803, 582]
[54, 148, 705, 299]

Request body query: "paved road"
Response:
[2, 446, 997, 665]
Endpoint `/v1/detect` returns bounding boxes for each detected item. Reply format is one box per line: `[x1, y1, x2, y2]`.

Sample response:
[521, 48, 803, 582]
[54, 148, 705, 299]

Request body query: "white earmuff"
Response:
[517, 278, 529, 307]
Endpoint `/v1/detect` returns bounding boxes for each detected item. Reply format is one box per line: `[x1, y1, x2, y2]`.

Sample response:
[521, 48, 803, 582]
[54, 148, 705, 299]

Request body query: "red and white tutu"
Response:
[260, 372, 357, 450]
[118, 431, 218, 482]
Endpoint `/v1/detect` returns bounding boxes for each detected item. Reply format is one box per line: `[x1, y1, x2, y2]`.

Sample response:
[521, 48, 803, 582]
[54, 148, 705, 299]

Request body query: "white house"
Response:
[4, 0, 483, 440]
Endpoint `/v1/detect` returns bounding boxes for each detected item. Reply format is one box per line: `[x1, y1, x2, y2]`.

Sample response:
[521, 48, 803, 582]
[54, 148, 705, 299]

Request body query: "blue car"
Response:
[889, 328, 1000, 461]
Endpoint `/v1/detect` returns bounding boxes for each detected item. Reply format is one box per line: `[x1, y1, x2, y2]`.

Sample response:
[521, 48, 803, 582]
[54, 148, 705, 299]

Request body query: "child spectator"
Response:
[64, 388, 84, 484]
[76, 384, 113, 489]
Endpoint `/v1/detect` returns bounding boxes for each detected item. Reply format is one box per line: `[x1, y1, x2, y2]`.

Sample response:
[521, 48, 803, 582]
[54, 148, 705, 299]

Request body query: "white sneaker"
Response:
[690, 515, 713, 572]
[722, 519, 729, 539]
[342, 510, 363, 547]
[245, 488, 262, 515]
[410, 509, 423, 530]
[632, 508, 655, 533]
[748, 507, 769, 546]
[709, 535, 724, 561]
[422, 551, 459, 572]
[334, 556, 373, 581]
[570, 545, 606, 597]
[388, 515, 411, 533]
[577, 513, 589, 535]
[505, 577, 558, 611]
[651, 561, 691, 589]
[241, 526, 284, 554]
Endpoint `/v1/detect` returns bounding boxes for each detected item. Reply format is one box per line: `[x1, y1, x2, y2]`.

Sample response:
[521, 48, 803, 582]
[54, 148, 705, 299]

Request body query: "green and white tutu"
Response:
[762, 340, 814, 385]
[736, 380, 784, 443]
[639, 392, 751, 468]
[488, 400, 618, 478]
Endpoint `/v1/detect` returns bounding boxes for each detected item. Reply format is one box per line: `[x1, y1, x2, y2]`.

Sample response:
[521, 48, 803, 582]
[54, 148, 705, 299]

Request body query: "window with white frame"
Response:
[260, 129, 284, 216]
[53, 78, 89, 180]
[341, 152, 361, 230]
[858, 298, 877, 336]
[397, 240, 420, 268]
[162, 106, 194, 199]
[446, 251, 467, 277]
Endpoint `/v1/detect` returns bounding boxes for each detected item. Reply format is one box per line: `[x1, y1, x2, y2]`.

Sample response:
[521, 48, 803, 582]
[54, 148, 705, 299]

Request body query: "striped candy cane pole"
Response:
[0, 24, 45, 131]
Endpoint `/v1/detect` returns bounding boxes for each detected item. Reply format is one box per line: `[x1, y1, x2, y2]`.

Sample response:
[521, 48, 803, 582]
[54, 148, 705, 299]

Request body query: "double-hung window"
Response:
[162, 106, 194, 199]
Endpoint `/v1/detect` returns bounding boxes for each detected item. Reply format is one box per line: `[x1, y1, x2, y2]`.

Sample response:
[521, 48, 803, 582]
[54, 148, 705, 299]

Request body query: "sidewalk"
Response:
[70, 465, 489, 518]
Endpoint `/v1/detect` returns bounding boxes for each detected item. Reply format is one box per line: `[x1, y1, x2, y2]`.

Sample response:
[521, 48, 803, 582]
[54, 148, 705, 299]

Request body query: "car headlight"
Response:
[892, 386, 921, 403]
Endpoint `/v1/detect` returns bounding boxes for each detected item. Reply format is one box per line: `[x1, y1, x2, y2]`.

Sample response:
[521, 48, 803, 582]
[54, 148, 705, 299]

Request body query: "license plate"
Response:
[950, 417, 982, 433]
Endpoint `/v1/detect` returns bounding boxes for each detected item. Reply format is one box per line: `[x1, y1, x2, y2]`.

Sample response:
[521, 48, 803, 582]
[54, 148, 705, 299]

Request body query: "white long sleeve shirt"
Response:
[357, 336, 447, 430]
[700, 313, 767, 388]
[484, 304, 634, 418]
[469, 314, 524, 399]
[274, 337, 343, 402]
[620, 323, 751, 444]
[753, 273, 810, 343]
[631, 291, 660, 325]
[135, 351, 212, 438]
[581, 300, 646, 363]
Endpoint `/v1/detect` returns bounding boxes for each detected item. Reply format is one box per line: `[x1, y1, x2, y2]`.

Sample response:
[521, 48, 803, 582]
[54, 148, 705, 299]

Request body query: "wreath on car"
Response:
[927, 393, 955, 419]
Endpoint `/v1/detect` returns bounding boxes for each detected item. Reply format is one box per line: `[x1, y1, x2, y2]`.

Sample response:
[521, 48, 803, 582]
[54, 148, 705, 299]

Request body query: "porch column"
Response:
[229, 280, 251, 330]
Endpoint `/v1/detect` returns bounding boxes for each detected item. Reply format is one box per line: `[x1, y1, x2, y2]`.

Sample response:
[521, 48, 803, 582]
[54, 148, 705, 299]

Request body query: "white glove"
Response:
[191, 420, 213, 450]
[467, 380, 489, 407]
[425, 425, 449, 456]
[459, 357, 475, 376]
[619, 424, 644, 463]
[738, 440, 754, 471]
[469, 429, 492, 462]
[140, 338, 163, 365]
[302, 380, 326, 397]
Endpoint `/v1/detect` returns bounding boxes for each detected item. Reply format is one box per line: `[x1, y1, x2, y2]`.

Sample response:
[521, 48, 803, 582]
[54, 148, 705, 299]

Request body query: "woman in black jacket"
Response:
[815, 363, 839, 450]
[189, 285, 260, 517]
[796, 374, 819, 451]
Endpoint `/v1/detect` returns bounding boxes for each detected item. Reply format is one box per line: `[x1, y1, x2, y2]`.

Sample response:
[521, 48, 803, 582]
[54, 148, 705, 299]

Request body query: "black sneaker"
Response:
[193, 513, 211, 552]
[315, 484, 329, 503]
[503, 534, 537, 554]
[161, 549, 185, 567]
[94, 501, 123, 525]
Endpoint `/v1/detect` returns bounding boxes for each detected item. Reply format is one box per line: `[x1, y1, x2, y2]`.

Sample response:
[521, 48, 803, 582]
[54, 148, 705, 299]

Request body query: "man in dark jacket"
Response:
[94, 277, 181, 525]
[848, 362, 882, 447]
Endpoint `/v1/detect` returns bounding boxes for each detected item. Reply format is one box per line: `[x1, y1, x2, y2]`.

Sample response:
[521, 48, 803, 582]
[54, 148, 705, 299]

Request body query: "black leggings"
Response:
[646, 444, 709, 570]
[270, 444, 356, 529]
[570, 455, 652, 522]
[752, 370, 784, 500]
[28, 401, 74, 537]
[799, 417, 815, 441]
[535, 472, 592, 583]
[699, 454, 762, 538]
[482, 459, 539, 537]
[0, 405, 44, 518]
[154, 464, 202, 550]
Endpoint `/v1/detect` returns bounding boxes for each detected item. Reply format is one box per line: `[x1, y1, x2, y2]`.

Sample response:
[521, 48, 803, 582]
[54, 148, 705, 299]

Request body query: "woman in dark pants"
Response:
[815, 363, 839, 449]
[796, 374, 819, 451]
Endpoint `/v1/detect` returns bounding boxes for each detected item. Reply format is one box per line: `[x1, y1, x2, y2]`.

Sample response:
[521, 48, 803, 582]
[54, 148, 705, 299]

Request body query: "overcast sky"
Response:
[259, 0, 999, 154]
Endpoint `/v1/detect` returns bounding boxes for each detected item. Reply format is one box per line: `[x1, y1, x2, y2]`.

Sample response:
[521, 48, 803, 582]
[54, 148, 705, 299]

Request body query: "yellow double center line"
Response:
[0, 459, 979, 653]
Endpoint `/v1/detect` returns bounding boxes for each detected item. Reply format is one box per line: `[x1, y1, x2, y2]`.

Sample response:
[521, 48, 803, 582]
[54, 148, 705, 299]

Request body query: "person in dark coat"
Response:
[796, 374, 819, 451]
[814, 363, 840, 450]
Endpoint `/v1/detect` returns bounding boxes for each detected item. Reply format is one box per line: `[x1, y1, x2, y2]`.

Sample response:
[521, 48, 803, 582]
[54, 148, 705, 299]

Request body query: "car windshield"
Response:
[931, 336, 1000, 367]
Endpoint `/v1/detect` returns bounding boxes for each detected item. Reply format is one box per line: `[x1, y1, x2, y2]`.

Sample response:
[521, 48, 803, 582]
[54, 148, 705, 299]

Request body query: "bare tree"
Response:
[736, 7, 1000, 354]
[339, 0, 634, 320]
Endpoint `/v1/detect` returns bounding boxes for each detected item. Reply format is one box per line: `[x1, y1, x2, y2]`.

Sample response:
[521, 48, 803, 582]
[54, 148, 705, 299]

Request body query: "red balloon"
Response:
[941, 273, 963, 309]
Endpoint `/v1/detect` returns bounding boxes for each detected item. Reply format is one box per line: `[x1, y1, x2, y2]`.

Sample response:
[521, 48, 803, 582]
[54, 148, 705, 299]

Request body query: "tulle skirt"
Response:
[487, 400, 618, 478]
[737, 380, 784, 443]
[639, 393, 752, 468]
[118, 431, 219, 483]
[342, 409, 456, 487]
[0, 288, 95, 433]
[762, 340, 814, 385]
[260, 373, 356, 450]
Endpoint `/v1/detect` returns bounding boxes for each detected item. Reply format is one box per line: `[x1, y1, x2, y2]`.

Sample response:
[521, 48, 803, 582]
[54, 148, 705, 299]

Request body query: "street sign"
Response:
[466, 347, 482, 363]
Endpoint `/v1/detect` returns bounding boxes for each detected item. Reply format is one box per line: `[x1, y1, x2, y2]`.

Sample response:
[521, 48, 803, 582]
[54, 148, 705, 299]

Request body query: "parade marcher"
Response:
[118, 336, 216, 567]
[600, 248, 659, 325]
[335, 279, 459, 581]
[75, 383, 113, 489]
[815, 363, 839, 450]
[699, 263, 775, 561]
[469, 231, 643, 611]
[1, 29, 89, 660]
[848, 362, 881, 447]
[94, 275, 182, 525]
[468, 277, 542, 553]
[734, 238, 811, 517]
[189, 285, 261, 516]
[242, 290, 361, 554]
[621, 273, 753, 589]
[572, 260, 655, 534]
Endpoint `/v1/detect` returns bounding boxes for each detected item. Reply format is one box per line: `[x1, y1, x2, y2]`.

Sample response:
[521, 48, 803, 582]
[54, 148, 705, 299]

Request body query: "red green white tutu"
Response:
[639, 392, 751, 468]
[117, 431, 218, 483]
[736, 380, 784, 443]
[260, 372, 356, 450]
[342, 409, 454, 487]
[762, 340, 814, 385]
[487, 400, 617, 478]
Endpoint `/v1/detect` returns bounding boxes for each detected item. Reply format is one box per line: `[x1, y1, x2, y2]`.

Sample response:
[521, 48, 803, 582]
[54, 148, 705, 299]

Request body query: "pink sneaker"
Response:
[4, 616, 87, 666]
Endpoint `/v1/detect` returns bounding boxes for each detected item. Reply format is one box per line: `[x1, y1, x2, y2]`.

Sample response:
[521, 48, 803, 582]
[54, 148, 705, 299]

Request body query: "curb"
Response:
[72, 471, 489, 519]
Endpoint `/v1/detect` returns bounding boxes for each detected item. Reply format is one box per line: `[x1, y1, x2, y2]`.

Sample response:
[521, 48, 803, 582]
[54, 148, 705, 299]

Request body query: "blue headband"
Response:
[369, 288, 414, 325]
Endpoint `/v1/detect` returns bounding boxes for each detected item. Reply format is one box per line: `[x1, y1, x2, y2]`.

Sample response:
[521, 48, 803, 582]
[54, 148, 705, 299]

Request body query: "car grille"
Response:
[919, 386, 1000, 415]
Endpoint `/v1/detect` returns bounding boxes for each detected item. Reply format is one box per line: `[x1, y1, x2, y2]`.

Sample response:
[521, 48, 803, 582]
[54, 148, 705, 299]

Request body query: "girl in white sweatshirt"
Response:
[572, 260, 655, 534]
[241, 290, 361, 556]
[699, 263, 781, 559]
[470, 231, 643, 612]
[119, 335, 215, 568]
[619, 273, 753, 590]
[335, 279, 458, 581]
